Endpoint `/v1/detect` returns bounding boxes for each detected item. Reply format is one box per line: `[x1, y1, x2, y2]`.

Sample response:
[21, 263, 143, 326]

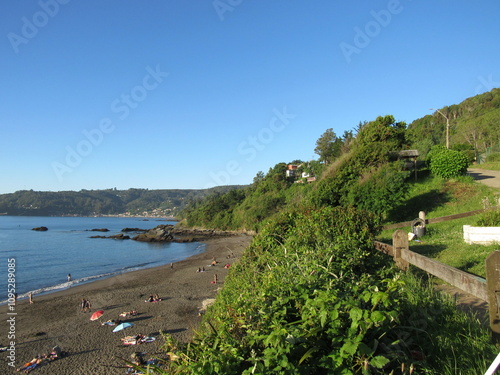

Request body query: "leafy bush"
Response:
[429, 149, 469, 178]
[476, 208, 500, 226]
[344, 163, 410, 220]
[452, 143, 475, 164]
[426, 144, 447, 166]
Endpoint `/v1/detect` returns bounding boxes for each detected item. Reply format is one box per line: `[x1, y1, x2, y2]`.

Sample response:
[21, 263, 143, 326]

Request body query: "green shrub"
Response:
[476, 208, 500, 226]
[452, 143, 476, 164]
[426, 144, 447, 166]
[344, 163, 410, 220]
[429, 149, 469, 178]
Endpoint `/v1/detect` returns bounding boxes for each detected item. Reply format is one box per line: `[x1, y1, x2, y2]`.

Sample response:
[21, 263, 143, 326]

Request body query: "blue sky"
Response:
[1, 0, 499, 193]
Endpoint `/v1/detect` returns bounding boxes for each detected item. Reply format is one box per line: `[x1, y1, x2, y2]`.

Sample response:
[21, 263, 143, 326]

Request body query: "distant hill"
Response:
[407, 88, 500, 157]
[0, 186, 245, 217]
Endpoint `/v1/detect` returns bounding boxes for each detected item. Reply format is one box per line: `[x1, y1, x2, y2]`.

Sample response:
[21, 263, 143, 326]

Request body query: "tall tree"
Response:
[314, 128, 338, 164]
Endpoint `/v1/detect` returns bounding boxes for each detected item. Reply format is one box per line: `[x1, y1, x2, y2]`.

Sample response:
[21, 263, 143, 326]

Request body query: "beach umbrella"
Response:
[113, 322, 134, 333]
[90, 310, 104, 321]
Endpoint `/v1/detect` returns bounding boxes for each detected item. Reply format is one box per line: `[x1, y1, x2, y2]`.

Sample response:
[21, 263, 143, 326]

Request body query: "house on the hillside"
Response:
[286, 163, 316, 183]
[286, 164, 299, 177]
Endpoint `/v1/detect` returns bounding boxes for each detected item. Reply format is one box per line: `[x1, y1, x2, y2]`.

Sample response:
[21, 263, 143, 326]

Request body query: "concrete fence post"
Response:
[486, 250, 500, 342]
[392, 230, 409, 271]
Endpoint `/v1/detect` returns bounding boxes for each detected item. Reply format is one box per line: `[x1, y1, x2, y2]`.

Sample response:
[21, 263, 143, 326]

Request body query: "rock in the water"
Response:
[132, 225, 174, 242]
[109, 233, 130, 240]
[32, 226, 48, 231]
[90, 233, 130, 240]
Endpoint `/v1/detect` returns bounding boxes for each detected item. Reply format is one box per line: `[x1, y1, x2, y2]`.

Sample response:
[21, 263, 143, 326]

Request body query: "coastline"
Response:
[0, 234, 253, 374]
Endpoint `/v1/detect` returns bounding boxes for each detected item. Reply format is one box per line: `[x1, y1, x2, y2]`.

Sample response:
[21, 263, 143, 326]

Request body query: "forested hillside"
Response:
[180, 89, 500, 232]
[407, 88, 500, 157]
[180, 115, 411, 230]
[0, 186, 244, 217]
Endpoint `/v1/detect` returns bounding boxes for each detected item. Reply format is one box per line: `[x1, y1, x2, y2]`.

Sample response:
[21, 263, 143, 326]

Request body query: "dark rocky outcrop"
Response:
[32, 226, 48, 231]
[90, 224, 238, 243]
[89, 228, 109, 232]
[90, 233, 130, 240]
[132, 225, 174, 242]
[132, 225, 238, 243]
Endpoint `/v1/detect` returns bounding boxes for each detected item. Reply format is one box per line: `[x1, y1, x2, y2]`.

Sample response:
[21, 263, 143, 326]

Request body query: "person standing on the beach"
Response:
[85, 299, 91, 312]
[80, 298, 86, 312]
[29, 292, 33, 304]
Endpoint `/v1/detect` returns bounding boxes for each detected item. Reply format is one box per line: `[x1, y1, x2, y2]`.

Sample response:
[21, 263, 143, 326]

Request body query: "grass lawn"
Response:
[378, 172, 500, 278]
[471, 161, 500, 171]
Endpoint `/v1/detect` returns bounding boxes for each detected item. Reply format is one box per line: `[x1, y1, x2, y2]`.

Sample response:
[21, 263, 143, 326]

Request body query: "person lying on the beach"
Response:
[120, 310, 138, 317]
[121, 334, 145, 346]
[48, 346, 64, 361]
[145, 294, 161, 302]
[16, 356, 45, 373]
[121, 335, 156, 346]
[126, 352, 159, 374]
[102, 319, 122, 326]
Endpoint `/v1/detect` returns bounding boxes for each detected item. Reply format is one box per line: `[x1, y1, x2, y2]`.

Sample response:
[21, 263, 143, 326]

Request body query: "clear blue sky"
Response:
[1, 0, 499, 193]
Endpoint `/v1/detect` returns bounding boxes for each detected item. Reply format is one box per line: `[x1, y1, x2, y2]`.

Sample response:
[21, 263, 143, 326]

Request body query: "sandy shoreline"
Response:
[0, 234, 253, 374]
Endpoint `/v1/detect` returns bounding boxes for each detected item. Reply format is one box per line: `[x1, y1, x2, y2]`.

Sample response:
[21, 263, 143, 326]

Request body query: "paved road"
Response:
[468, 168, 500, 189]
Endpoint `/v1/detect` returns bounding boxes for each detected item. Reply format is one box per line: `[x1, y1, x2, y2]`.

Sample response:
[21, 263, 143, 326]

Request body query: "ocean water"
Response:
[0, 216, 205, 303]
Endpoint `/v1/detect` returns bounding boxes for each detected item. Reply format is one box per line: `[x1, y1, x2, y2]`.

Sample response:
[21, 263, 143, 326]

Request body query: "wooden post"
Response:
[486, 251, 500, 342]
[414, 156, 418, 181]
[393, 230, 409, 271]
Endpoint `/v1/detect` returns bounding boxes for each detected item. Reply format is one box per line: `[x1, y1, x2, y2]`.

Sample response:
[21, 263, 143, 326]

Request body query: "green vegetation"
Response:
[181, 115, 410, 229]
[476, 208, 500, 227]
[473, 161, 500, 171]
[162, 91, 500, 374]
[428, 148, 470, 178]
[158, 207, 496, 374]
[407, 88, 500, 158]
[378, 174, 499, 278]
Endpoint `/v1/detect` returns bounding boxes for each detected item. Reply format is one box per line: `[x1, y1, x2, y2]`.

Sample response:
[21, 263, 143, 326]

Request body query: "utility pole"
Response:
[430, 108, 450, 149]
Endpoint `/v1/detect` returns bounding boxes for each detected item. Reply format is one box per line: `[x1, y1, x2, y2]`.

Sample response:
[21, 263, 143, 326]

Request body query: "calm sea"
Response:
[0, 216, 205, 303]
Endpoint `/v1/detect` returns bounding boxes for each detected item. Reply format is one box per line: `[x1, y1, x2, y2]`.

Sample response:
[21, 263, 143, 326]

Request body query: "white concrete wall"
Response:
[463, 225, 500, 245]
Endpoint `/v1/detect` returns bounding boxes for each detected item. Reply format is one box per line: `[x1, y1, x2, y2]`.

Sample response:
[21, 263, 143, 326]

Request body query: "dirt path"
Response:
[468, 168, 500, 189]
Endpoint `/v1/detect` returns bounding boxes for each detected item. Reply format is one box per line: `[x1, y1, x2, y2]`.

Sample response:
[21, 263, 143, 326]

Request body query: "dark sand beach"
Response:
[0, 234, 253, 374]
